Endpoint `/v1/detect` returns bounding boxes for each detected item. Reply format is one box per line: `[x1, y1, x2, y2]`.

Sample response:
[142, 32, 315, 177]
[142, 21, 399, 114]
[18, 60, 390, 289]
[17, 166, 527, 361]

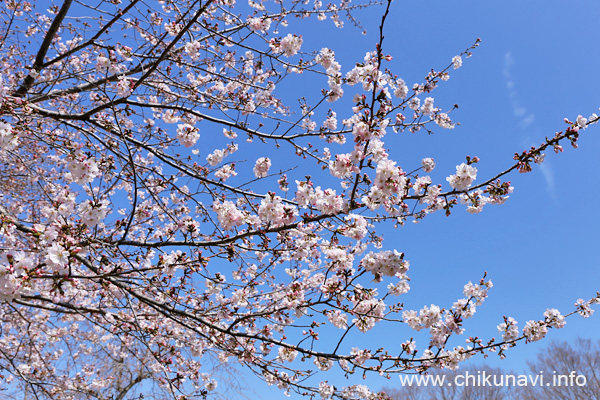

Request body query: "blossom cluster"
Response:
[176, 123, 200, 147]
[446, 162, 477, 191]
[273, 34, 303, 57]
[0, 250, 29, 301]
[0, 121, 17, 154]
[316, 48, 344, 102]
[362, 159, 407, 211]
[402, 280, 493, 349]
[360, 249, 408, 279]
[67, 152, 100, 185]
[258, 192, 298, 227]
[254, 157, 271, 178]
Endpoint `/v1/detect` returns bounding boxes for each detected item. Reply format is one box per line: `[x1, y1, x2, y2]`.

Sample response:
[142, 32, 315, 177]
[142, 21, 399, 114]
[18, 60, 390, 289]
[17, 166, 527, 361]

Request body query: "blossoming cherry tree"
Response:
[0, 0, 598, 399]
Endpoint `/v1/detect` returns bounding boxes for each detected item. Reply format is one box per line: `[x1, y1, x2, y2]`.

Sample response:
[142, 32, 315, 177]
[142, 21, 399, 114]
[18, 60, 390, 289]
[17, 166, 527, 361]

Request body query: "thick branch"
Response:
[14, 0, 74, 97]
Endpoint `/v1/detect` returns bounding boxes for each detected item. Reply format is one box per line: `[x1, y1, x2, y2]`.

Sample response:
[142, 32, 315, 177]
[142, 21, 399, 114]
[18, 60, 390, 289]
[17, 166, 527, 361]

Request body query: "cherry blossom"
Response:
[45, 243, 70, 274]
[544, 308, 566, 328]
[116, 76, 133, 97]
[452, 55, 463, 69]
[327, 310, 348, 329]
[213, 200, 246, 230]
[498, 316, 520, 342]
[279, 34, 303, 57]
[68, 154, 99, 185]
[257, 192, 298, 226]
[446, 162, 478, 190]
[361, 250, 408, 279]
[278, 346, 299, 362]
[176, 123, 200, 147]
[248, 16, 272, 33]
[214, 164, 237, 181]
[207, 148, 226, 166]
[254, 157, 272, 178]
[523, 320, 548, 342]
[421, 157, 436, 172]
[78, 199, 109, 227]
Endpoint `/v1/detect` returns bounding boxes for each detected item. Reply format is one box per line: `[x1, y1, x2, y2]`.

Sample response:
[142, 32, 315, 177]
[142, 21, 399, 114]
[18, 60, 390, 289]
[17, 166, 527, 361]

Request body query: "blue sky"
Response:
[241, 0, 600, 398]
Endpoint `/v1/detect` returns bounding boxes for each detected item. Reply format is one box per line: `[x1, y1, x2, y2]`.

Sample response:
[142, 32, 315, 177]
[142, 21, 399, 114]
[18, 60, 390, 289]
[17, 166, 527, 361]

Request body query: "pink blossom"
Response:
[328, 153, 356, 179]
[394, 79, 408, 98]
[350, 348, 372, 365]
[45, 243, 70, 273]
[116, 76, 133, 97]
[247, 16, 271, 32]
[523, 320, 548, 342]
[176, 123, 200, 147]
[498, 317, 519, 342]
[214, 164, 237, 181]
[0, 251, 28, 301]
[257, 193, 297, 227]
[184, 41, 202, 59]
[544, 308, 566, 328]
[206, 149, 226, 166]
[315, 48, 336, 69]
[421, 97, 435, 115]
[361, 250, 408, 279]
[575, 298, 595, 318]
[363, 159, 407, 210]
[0, 121, 18, 153]
[311, 187, 344, 214]
[212, 200, 245, 230]
[278, 346, 298, 362]
[95, 55, 111, 71]
[68, 154, 99, 184]
[314, 357, 334, 371]
[338, 214, 367, 240]
[279, 34, 302, 57]
[254, 157, 271, 178]
[452, 55, 463, 69]
[446, 162, 477, 191]
[78, 199, 109, 227]
[319, 382, 335, 398]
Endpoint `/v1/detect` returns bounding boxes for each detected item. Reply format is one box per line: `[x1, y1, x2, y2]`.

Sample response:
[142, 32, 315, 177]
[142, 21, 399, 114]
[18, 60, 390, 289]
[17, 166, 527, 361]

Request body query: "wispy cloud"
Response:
[538, 163, 555, 196]
[503, 51, 555, 197]
[503, 52, 535, 129]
